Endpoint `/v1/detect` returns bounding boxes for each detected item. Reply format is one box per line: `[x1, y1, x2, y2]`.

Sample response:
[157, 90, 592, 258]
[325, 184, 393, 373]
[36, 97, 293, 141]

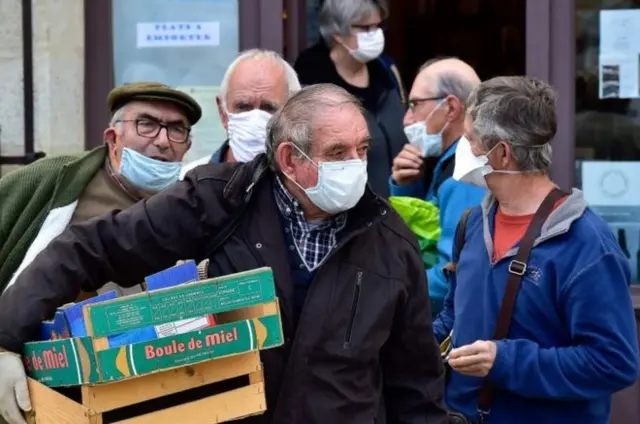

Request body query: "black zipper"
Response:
[344, 269, 363, 348]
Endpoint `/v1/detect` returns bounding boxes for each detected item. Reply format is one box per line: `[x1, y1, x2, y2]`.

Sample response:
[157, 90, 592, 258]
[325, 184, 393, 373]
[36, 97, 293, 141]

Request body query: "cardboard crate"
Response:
[23, 267, 283, 423]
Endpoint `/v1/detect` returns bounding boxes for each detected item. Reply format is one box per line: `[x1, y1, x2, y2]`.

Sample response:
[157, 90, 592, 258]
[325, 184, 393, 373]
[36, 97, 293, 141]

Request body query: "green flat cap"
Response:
[107, 81, 202, 125]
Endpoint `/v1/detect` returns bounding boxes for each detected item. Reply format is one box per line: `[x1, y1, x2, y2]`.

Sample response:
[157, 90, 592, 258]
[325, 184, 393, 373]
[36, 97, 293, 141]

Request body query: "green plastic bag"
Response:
[389, 196, 441, 269]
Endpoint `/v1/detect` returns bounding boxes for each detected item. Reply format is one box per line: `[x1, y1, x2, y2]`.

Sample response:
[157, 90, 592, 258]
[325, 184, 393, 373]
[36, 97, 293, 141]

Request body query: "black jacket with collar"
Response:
[0, 155, 447, 424]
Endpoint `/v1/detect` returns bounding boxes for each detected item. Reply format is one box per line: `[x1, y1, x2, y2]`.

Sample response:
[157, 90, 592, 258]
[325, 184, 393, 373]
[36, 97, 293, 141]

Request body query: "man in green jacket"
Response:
[0, 81, 201, 295]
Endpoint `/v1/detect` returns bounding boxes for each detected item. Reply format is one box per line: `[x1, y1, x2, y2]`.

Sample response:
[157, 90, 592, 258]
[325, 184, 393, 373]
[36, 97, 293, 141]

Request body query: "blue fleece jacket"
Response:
[433, 189, 639, 424]
[389, 141, 486, 313]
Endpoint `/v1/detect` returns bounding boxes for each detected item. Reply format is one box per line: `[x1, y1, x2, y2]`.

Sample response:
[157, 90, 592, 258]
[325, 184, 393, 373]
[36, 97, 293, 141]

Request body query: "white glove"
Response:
[0, 351, 31, 424]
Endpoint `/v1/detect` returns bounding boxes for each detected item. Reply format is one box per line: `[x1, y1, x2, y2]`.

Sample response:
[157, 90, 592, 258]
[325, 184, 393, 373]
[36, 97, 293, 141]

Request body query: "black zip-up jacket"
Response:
[294, 42, 408, 198]
[0, 155, 447, 424]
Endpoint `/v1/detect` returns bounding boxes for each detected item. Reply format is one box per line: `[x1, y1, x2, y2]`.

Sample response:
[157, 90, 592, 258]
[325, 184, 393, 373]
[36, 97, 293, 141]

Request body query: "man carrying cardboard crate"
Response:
[0, 84, 448, 423]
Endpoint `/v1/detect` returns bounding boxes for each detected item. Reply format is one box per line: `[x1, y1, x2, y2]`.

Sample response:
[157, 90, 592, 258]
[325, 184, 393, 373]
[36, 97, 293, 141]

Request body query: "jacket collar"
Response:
[210, 140, 229, 164]
[237, 157, 390, 331]
[51, 145, 108, 209]
[440, 138, 459, 163]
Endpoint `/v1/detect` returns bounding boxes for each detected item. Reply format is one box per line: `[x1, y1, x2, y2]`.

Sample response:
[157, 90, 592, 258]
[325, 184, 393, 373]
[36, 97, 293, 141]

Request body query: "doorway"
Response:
[385, 0, 526, 85]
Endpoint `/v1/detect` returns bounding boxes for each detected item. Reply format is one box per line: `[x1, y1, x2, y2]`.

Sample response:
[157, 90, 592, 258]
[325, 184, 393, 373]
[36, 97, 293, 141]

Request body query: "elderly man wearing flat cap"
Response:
[0, 82, 201, 298]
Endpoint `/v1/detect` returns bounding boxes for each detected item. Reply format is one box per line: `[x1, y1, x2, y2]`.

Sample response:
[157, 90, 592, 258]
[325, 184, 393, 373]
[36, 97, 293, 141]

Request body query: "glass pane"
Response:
[112, 0, 239, 163]
[576, 0, 640, 283]
[306, 0, 321, 47]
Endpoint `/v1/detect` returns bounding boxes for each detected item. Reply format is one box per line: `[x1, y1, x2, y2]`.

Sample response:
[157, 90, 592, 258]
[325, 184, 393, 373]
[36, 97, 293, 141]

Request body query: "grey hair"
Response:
[318, 0, 389, 47]
[466, 76, 557, 173]
[419, 57, 477, 105]
[219, 49, 301, 110]
[265, 83, 364, 171]
[109, 105, 128, 126]
[109, 105, 129, 135]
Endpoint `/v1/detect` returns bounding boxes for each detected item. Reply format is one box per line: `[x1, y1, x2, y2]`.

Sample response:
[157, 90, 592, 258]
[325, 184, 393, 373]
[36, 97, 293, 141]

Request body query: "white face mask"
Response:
[347, 28, 385, 63]
[403, 100, 448, 157]
[227, 109, 272, 162]
[452, 136, 522, 188]
[286, 145, 368, 214]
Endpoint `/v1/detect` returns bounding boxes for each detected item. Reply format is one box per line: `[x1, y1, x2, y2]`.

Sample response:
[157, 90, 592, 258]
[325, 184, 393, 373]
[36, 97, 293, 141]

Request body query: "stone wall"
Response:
[0, 0, 85, 175]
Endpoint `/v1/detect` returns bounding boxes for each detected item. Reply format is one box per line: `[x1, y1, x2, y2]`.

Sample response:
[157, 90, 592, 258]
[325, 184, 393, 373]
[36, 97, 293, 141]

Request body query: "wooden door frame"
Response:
[526, 0, 576, 190]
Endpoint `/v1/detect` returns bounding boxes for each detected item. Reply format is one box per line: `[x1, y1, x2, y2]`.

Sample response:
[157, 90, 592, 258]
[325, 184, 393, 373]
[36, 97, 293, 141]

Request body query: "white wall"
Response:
[0, 0, 85, 175]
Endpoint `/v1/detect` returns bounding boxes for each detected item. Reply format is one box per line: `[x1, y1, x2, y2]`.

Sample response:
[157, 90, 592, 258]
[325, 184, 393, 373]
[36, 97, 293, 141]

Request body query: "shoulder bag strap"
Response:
[476, 187, 567, 422]
[455, 208, 473, 260]
[442, 207, 473, 275]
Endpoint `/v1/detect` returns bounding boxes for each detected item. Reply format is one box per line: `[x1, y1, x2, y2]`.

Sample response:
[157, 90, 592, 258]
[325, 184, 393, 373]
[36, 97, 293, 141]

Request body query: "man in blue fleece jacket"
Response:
[434, 75, 638, 423]
[390, 57, 486, 314]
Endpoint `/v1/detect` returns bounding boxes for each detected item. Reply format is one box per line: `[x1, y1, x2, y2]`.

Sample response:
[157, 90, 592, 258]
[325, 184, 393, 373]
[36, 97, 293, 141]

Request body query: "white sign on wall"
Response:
[136, 21, 220, 48]
[599, 10, 640, 99]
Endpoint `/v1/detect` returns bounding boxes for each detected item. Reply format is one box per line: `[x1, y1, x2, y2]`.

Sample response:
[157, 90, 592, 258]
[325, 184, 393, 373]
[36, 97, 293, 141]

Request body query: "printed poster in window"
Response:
[598, 54, 639, 99]
[599, 9, 640, 99]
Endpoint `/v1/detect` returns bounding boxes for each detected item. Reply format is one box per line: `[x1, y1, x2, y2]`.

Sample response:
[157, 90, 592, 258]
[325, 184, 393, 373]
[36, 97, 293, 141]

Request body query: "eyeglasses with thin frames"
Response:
[115, 119, 191, 144]
[407, 96, 445, 112]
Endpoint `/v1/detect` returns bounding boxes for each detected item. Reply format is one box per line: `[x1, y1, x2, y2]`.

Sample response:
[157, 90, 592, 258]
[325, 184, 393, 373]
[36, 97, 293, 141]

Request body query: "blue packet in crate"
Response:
[39, 320, 54, 341]
[145, 260, 199, 290]
[50, 309, 71, 339]
[63, 291, 118, 337]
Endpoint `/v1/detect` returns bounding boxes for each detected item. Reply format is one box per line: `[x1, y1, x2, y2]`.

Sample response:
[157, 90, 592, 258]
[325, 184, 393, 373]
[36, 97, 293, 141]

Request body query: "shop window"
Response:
[576, 0, 640, 283]
[112, 0, 239, 163]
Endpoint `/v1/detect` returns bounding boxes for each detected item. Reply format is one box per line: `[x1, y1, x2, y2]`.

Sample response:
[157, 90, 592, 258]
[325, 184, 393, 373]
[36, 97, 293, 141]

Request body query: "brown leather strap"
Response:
[477, 188, 567, 421]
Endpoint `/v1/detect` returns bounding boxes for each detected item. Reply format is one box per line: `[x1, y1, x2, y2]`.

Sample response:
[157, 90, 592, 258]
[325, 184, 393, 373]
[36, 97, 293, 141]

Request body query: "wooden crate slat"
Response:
[26, 378, 101, 424]
[84, 267, 276, 338]
[112, 383, 266, 424]
[81, 351, 261, 413]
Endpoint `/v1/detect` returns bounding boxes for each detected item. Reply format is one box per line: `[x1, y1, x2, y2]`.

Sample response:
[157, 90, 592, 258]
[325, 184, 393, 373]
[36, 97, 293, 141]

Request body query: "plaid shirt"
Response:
[273, 176, 347, 271]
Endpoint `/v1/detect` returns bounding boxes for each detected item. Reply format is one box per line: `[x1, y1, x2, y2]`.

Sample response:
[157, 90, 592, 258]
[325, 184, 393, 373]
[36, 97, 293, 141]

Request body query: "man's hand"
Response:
[447, 340, 497, 377]
[0, 351, 31, 424]
[391, 144, 424, 186]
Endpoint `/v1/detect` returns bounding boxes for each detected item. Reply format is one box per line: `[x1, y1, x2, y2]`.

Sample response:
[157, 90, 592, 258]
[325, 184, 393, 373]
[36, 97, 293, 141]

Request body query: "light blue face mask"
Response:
[119, 147, 182, 192]
[403, 100, 449, 157]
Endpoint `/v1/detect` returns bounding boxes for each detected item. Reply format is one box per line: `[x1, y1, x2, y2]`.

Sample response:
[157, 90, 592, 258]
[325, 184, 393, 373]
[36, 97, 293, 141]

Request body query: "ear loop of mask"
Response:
[424, 99, 449, 134]
[282, 143, 319, 193]
[486, 142, 548, 175]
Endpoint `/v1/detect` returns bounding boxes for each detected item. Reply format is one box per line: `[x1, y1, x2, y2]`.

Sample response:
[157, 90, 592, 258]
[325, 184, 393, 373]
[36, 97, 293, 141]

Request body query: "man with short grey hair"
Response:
[0, 83, 448, 423]
[434, 76, 638, 424]
[181, 49, 301, 176]
[390, 57, 486, 316]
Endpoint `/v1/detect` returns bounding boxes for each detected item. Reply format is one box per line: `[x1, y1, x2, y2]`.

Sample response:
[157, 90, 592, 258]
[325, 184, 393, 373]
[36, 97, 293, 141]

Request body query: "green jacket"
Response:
[0, 146, 107, 293]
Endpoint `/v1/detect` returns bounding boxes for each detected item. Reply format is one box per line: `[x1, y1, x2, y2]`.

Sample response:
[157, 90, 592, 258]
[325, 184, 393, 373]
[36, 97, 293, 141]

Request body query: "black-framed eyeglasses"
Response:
[116, 119, 191, 143]
[407, 96, 445, 111]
